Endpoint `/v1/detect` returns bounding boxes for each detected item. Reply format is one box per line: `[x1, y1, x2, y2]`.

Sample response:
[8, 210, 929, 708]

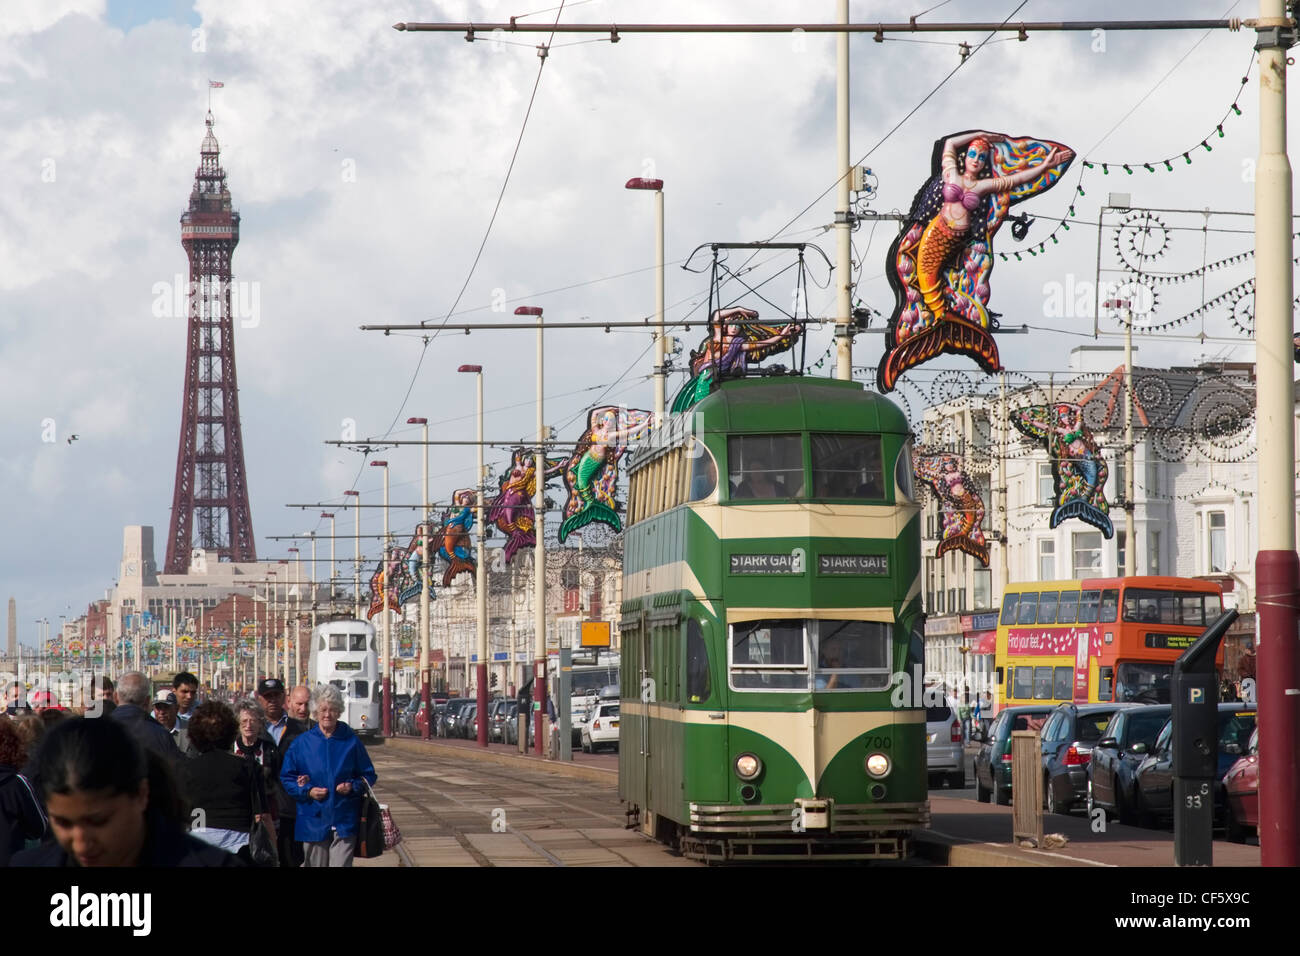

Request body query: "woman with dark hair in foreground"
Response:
[10, 717, 241, 866]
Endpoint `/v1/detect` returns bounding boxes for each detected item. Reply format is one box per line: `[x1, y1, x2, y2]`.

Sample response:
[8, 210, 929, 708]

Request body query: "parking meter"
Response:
[1171, 608, 1237, 866]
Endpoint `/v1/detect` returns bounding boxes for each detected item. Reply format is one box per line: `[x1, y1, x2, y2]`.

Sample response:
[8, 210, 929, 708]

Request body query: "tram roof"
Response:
[689, 376, 910, 435]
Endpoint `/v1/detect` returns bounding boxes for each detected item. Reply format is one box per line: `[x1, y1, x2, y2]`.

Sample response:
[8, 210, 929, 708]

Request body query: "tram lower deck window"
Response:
[728, 618, 892, 691]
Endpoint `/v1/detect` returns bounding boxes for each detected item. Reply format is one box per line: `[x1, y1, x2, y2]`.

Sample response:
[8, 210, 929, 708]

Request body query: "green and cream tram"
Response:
[619, 375, 928, 861]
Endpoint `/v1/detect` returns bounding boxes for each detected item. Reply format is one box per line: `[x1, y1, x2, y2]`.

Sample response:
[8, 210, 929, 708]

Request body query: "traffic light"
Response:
[490, 672, 498, 689]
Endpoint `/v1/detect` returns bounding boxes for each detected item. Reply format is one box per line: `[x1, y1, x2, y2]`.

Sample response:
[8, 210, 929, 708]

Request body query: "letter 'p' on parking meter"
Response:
[1171, 609, 1237, 866]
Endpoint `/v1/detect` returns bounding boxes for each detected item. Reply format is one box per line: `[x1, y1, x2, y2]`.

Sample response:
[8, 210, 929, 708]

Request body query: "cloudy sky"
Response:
[1, 0, 1291, 646]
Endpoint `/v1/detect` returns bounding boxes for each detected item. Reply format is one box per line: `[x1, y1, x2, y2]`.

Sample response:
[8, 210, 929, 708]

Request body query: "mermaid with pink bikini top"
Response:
[941, 181, 983, 211]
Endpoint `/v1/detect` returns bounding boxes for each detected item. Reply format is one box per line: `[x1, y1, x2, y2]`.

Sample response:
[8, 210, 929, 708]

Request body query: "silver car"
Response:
[926, 696, 965, 789]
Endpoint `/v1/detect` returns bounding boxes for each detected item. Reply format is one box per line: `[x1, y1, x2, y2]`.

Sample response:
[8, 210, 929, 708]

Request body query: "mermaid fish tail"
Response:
[558, 501, 620, 543]
[1050, 499, 1114, 538]
[879, 319, 1001, 392]
[935, 533, 991, 567]
[441, 555, 476, 589]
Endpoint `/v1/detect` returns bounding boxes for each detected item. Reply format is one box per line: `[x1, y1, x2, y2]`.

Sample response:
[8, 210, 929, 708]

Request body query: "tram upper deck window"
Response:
[351, 633, 368, 652]
[813, 620, 892, 691]
[329, 634, 347, 652]
[810, 434, 885, 499]
[729, 620, 807, 690]
[687, 441, 718, 501]
[728, 435, 803, 500]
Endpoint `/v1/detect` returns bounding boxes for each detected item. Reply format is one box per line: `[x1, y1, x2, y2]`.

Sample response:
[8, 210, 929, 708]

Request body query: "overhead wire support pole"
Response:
[835, 0, 852, 381]
[1252, 0, 1299, 870]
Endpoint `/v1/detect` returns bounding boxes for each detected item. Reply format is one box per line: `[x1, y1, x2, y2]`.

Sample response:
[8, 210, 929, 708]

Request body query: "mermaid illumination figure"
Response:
[878, 130, 1074, 392]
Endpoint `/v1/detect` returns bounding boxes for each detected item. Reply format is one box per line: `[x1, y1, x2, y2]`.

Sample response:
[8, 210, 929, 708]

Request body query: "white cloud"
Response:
[1, 0, 1290, 636]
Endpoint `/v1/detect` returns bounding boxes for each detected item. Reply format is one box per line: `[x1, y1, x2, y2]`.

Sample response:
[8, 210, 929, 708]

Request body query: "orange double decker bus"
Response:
[994, 576, 1224, 710]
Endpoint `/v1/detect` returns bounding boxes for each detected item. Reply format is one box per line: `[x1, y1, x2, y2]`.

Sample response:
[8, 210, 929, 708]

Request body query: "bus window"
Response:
[1077, 590, 1101, 624]
[1037, 591, 1060, 625]
[1098, 665, 1114, 701]
[1017, 593, 1040, 626]
[1053, 667, 1073, 700]
[350, 680, 369, 699]
[1205, 592, 1223, 617]
[1013, 666, 1032, 699]
[1033, 666, 1054, 699]
[1057, 591, 1079, 624]
[329, 679, 345, 691]
[1000, 593, 1020, 626]
[1180, 595, 1204, 627]
[1099, 589, 1119, 623]
[329, 634, 347, 651]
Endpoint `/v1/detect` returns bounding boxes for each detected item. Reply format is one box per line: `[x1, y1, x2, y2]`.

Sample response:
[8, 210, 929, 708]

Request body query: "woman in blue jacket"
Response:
[279, 685, 377, 867]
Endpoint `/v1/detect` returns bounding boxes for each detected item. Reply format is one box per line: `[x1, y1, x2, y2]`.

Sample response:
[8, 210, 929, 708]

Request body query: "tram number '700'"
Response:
[863, 736, 891, 750]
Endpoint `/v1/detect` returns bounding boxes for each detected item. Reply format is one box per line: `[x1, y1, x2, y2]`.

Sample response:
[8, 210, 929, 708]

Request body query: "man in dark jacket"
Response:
[257, 679, 306, 866]
[111, 672, 180, 767]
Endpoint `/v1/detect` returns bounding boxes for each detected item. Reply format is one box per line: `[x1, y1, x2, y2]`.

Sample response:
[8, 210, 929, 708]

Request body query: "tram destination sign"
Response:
[729, 552, 804, 575]
[817, 554, 889, 575]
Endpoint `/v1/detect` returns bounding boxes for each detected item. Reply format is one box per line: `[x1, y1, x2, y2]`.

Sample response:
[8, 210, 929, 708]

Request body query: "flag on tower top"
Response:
[209, 80, 224, 88]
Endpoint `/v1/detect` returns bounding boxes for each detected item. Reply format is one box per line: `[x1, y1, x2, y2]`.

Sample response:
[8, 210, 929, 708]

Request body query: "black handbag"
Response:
[247, 770, 279, 867]
[356, 781, 384, 859]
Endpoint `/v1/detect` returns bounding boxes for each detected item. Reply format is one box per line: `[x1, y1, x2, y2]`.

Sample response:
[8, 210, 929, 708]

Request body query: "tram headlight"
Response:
[865, 752, 891, 779]
[735, 753, 763, 780]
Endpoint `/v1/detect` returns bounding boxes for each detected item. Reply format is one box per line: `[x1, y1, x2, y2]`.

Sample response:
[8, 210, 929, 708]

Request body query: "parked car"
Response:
[489, 698, 517, 742]
[973, 704, 1054, 806]
[440, 698, 472, 737]
[1087, 703, 1172, 823]
[925, 696, 965, 789]
[397, 695, 423, 735]
[1040, 702, 1136, 815]
[1223, 726, 1260, 842]
[580, 701, 621, 753]
[459, 703, 479, 739]
[1131, 704, 1258, 827]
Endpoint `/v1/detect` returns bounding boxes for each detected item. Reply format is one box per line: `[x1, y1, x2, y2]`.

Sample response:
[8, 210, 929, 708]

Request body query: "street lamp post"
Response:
[321, 512, 336, 615]
[625, 177, 665, 424]
[516, 305, 548, 755]
[459, 365, 489, 747]
[371, 460, 393, 736]
[289, 547, 301, 686]
[343, 491, 360, 618]
[407, 416, 433, 740]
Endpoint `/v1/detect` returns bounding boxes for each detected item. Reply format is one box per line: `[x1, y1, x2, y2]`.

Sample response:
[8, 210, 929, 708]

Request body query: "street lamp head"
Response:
[407, 417, 427, 425]
[321, 512, 334, 518]
[343, 491, 359, 497]
[371, 460, 388, 468]
[625, 177, 664, 191]
[458, 364, 482, 374]
[513, 306, 542, 316]
[288, 547, 299, 553]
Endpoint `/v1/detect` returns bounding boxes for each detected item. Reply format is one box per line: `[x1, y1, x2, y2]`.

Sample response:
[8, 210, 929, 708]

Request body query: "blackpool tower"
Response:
[164, 112, 256, 573]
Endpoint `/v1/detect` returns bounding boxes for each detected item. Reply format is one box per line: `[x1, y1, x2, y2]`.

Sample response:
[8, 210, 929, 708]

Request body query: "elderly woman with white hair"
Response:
[279, 685, 377, 867]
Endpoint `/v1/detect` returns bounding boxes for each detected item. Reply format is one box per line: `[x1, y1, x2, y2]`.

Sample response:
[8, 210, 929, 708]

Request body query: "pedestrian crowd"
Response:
[0, 672, 376, 868]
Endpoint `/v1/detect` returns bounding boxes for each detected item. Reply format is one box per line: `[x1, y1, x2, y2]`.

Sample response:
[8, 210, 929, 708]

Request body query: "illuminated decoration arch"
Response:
[1012, 402, 1113, 538]
[914, 450, 989, 566]
[434, 489, 478, 587]
[878, 130, 1074, 392]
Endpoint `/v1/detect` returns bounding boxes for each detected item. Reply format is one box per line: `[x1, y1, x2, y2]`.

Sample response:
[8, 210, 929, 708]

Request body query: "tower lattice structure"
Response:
[164, 112, 256, 573]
